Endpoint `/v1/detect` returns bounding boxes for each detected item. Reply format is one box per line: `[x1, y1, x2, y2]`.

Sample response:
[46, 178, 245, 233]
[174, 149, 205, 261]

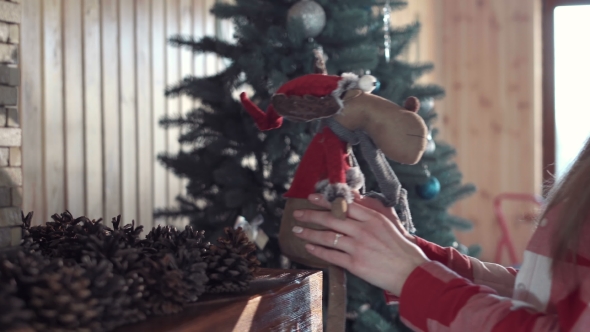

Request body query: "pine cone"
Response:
[30, 265, 101, 332]
[205, 227, 260, 294]
[166, 226, 209, 302]
[140, 225, 209, 303]
[83, 231, 186, 317]
[113, 249, 151, 317]
[3, 252, 102, 332]
[21, 210, 110, 262]
[141, 254, 186, 315]
[111, 216, 144, 247]
[141, 225, 209, 254]
[140, 225, 179, 251]
[175, 245, 208, 302]
[79, 233, 127, 263]
[177, 226, 208, 246]
[80, 256, 145, 331]
[0, 271, 33, 331]
[13, 211, 260, 329]
[79, 233, 150, 317]
[216, 227, 260, 274]
[21, 216, 65, 257]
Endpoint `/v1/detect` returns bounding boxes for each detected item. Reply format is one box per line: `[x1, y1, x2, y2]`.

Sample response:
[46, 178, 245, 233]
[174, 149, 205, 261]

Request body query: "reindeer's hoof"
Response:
[279, 198, 333, 268]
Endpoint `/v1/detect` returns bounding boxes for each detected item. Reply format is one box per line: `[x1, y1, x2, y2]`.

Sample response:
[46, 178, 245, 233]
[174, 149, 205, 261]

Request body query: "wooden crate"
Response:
[115, 269, 323, 332]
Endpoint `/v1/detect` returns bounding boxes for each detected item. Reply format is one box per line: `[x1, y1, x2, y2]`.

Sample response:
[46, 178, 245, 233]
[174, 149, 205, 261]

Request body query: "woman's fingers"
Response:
[304, 243, 352, 270]
[295, 194, 428, 296]
[307, 193, 390, 227]
[353, 191, 362, 201]
[292, 226, 356, 254]
[354, 195, 399, 222]
[295, 204, 402, 254]
[307, 193, 407, 239]
[307, 193, 332, 209]
[293, 209, 359, 237]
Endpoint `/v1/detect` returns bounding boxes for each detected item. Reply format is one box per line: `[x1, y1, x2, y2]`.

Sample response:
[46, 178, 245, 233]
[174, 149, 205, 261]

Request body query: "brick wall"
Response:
[0, 0, 21, 250]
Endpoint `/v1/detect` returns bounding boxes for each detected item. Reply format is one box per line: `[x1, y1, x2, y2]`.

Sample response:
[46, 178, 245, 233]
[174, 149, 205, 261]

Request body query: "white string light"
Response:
[382, 0, 391, 63]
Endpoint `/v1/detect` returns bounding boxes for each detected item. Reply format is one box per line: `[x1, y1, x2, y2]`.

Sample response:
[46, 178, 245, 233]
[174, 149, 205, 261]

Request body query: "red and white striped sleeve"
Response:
[398, 261, 590, 331]
[384, 236, 518, 305]
[414, 236, 517, 296]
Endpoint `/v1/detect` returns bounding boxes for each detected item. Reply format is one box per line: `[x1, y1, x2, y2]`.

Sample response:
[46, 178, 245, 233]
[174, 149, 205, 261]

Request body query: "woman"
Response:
[291, 139, 590, 331]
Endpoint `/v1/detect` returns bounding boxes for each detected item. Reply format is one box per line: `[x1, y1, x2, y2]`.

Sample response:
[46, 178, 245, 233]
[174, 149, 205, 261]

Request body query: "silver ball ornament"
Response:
[287, 0, 326, 38]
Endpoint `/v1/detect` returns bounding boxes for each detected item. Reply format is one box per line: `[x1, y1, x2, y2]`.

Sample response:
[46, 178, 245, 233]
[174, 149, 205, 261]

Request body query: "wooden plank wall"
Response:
[21, 0, 220, 227]
[392, 0, 543, 265]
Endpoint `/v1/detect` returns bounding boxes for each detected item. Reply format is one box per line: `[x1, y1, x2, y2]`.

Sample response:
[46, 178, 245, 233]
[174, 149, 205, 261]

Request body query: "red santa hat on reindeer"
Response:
[239, 73, 380, 131]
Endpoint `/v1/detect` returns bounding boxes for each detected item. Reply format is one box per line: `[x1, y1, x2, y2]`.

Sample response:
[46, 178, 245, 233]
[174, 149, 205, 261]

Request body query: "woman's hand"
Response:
[351, 192, 416, 244]
[291, 193, 429, 296]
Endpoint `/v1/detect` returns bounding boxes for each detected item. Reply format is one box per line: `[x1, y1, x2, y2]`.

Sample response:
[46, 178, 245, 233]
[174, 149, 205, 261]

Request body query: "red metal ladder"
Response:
[493, 193, 543, 266]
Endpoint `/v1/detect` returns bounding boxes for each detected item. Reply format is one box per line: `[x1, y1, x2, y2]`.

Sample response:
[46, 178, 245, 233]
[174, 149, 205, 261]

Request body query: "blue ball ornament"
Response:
[416, 176, 440, 200]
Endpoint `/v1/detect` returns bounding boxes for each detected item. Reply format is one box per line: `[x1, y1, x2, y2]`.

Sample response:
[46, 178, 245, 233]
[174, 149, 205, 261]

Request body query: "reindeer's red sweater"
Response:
[284, 127, 351, 199]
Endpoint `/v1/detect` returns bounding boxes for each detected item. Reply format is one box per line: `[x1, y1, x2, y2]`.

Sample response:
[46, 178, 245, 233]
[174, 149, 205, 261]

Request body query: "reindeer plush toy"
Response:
[240, 72, 428, 332]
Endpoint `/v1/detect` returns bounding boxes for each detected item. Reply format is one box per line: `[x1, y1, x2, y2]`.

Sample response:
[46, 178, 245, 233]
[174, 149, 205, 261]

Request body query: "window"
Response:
[542, 0, 590, 185]
[553, 5, 590, 178]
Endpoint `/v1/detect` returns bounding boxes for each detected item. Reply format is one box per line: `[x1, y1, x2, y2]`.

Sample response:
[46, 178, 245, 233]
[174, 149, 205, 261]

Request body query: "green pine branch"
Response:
[168, 35, 241, 59]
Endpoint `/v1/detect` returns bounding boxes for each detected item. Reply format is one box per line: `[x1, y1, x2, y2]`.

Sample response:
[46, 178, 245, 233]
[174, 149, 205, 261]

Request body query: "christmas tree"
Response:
[156, 0, 477, 330]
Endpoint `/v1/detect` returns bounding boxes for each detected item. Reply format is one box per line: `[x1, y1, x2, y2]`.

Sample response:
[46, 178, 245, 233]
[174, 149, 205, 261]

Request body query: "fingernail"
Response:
[292, 226, 303, 233]
[306, 243, 315, 251]
[293, 210, 304, 218]
[309, 194, 321, 201]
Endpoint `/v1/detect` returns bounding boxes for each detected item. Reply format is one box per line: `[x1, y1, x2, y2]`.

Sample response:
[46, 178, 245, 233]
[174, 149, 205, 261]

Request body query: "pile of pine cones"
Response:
[0, 211, 260, 332]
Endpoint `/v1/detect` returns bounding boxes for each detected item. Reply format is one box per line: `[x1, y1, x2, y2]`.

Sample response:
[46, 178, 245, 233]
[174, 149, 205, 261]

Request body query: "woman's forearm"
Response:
[412, 236, 517, 296]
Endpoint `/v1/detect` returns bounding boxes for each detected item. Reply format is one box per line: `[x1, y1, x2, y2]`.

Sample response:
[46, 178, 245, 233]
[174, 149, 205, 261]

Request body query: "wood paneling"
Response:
[83, 0, 104, 220]
[63, 0, 85, 217]
[43, 0, 66, 217]
[21, 0, 44, 225]
[21, 0, 222, 227]
[395, 0, 543, 264]
[151, 0, 167, 227]
[101, 0, 121, 222]
[119, 0, 137, 223]
[136, 0, 153, 227]
[165, 0, 181, 215]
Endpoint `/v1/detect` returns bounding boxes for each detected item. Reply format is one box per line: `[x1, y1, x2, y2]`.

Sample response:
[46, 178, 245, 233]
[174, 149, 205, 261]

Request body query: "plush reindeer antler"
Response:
[271, 94, 341, 122]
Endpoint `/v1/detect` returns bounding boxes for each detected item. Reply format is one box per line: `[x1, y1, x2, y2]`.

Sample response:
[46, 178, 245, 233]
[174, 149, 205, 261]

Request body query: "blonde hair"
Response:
[541, 137, 590, 270]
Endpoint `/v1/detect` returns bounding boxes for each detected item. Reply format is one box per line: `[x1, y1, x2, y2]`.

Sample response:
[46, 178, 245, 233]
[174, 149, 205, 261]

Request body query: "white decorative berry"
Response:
[358, 75, 378, 93]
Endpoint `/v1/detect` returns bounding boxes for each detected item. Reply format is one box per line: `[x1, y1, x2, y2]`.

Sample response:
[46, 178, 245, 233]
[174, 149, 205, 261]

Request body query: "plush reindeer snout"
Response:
[336, 90, 428, 165]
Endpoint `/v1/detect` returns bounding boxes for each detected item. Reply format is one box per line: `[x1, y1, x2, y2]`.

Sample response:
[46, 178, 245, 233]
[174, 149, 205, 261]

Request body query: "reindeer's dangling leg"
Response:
[279, 198, 348, 332]
[327, 265, 347, 332]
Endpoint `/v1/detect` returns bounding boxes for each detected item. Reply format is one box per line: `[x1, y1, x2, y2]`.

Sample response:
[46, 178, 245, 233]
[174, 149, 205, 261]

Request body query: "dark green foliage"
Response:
[157, 0, 477, 330]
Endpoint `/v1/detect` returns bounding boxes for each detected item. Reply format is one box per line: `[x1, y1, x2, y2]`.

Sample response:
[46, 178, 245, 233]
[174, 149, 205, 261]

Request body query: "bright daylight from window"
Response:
[554, 5, 590, 178]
